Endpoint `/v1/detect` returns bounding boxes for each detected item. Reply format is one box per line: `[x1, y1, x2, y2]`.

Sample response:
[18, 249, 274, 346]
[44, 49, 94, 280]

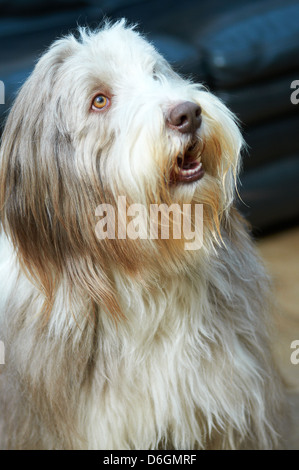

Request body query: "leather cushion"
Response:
[239, 154, 299, 230]
[196, 0, 299, 88]
[216, 72, 299, 125]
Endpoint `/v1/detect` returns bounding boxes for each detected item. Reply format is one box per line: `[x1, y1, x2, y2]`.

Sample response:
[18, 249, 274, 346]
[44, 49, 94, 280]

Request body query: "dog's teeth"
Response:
[181, 162, 203, 176]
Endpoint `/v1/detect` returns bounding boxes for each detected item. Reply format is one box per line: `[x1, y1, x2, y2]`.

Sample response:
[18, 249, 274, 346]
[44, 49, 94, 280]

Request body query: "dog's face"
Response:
[0, 21, 243, 317]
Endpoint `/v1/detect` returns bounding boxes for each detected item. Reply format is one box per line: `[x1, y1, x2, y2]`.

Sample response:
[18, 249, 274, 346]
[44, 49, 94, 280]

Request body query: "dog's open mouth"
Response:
[170, 143, 204, 184]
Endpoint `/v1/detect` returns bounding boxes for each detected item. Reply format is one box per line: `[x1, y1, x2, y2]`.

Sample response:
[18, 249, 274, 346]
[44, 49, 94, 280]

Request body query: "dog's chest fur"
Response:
[60, 258, 266, 449]
[0, 229, 280, 450]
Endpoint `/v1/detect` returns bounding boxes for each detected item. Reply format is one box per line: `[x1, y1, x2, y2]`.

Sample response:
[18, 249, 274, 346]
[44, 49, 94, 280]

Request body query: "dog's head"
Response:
[0, 20, 243, 318]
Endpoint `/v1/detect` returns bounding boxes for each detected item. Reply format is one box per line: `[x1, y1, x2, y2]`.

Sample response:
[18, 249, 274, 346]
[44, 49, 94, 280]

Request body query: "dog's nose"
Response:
[168, 101, 202, 134]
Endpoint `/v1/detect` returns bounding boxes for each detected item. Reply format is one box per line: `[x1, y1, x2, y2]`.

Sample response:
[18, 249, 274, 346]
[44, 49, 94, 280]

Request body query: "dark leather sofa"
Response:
[1, 0, 299, 234]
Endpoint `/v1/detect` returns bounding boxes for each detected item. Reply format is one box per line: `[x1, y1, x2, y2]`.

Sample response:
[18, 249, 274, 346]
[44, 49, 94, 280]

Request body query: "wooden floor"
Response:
[258, 226, 299, 449]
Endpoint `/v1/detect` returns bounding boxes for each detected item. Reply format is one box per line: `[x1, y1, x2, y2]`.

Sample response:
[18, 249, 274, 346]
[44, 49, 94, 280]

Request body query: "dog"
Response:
[0, 20, 285, 449]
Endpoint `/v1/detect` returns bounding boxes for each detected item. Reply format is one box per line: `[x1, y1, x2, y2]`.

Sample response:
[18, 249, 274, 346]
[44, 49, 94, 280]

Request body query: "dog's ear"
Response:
[0, 37, 122, 320]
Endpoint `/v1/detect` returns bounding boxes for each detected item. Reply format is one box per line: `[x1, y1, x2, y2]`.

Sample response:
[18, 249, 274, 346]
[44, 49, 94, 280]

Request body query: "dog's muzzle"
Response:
[167, 101, 204, 184]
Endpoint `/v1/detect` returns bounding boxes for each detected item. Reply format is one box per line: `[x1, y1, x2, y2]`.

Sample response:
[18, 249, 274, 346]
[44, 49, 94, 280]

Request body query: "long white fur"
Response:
[0, 20, 284, 449]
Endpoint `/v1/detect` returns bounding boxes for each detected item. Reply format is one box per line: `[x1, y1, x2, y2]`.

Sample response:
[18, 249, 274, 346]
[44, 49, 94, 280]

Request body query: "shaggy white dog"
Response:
[0, 20, 284, 449]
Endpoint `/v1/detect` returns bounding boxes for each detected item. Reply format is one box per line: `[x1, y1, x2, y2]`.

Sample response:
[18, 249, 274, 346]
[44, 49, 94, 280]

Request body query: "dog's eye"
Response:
[92, 95, 110, 110]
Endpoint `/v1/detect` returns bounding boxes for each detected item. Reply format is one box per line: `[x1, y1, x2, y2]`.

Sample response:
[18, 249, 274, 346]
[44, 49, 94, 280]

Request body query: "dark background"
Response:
[1, 0, 299, 235]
